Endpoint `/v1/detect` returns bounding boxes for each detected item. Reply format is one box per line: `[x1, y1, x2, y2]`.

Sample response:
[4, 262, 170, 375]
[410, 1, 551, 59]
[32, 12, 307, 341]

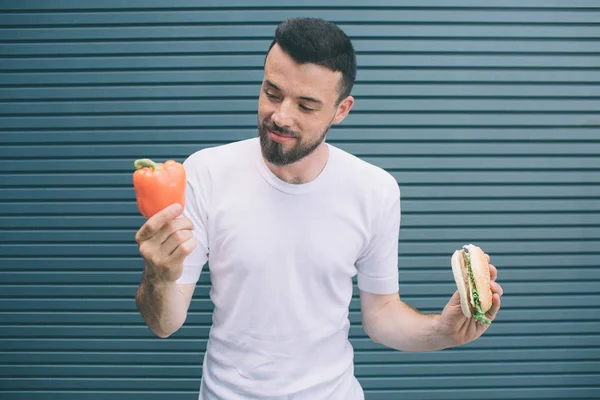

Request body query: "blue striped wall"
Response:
[1, 1, 599, 399]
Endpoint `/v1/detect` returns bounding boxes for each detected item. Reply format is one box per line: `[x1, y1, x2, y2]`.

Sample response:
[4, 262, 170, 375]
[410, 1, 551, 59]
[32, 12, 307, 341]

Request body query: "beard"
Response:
[258, 118, 330, 166]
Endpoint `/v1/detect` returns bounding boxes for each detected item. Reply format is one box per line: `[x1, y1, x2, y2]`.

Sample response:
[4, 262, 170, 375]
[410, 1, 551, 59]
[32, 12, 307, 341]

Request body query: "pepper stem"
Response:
[134, 158, 161, 170]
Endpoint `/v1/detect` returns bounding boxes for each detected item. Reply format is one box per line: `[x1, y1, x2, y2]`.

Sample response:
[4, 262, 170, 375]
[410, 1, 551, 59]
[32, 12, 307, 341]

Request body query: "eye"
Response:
[264, 90, 279, 100]
[299, 104, 315, 112]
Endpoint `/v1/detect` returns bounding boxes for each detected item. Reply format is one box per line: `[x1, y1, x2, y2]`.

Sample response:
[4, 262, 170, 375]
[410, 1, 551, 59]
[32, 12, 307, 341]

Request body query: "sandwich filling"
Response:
[464, 251, 492, 324]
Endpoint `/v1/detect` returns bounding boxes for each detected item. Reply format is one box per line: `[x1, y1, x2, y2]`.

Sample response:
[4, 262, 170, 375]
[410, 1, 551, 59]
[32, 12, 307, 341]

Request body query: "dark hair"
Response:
[267, 18, 357, 104]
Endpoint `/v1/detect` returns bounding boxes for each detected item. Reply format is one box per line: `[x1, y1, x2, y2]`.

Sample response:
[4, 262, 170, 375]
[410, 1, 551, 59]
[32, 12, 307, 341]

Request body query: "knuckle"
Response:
[162, 220, 175, 234]
[175, 218, 193, 231]
[145, 220, 158, 233]
[150, 254, 163, 268]
[135, 226, 149, 244]
[138, 242, 150, 258]
[181, 239, 197, 254]
[173, 230, 188, 242]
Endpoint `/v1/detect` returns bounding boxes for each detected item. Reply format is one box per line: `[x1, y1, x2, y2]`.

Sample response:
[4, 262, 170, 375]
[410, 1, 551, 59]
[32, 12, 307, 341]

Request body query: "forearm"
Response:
[135, 267, 188, 338]
[363, 298, 457, 352]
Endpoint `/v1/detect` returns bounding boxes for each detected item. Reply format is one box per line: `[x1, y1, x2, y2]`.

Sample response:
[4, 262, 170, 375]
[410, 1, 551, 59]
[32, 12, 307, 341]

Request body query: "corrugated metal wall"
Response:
[1, 1, 599, 399]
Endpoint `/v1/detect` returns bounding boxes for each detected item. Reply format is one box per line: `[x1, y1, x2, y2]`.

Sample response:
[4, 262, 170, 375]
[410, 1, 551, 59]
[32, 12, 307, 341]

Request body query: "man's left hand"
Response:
[439, 253, 504, 346]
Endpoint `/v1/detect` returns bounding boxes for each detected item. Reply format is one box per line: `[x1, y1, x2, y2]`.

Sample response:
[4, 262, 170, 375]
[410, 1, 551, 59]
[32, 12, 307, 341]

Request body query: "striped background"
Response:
[1, 1, 599, 399]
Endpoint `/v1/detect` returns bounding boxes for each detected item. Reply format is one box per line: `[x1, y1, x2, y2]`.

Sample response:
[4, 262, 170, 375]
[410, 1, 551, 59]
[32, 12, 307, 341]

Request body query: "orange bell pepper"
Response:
[132, 158, 186, 218]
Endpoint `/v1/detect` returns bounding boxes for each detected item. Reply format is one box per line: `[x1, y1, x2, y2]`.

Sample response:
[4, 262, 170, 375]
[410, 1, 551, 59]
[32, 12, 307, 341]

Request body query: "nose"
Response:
[271, 99, 294, 128]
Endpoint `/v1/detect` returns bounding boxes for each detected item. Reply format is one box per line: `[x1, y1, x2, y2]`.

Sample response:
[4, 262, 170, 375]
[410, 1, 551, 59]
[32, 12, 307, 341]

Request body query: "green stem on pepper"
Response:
[134, 158, 161, 171]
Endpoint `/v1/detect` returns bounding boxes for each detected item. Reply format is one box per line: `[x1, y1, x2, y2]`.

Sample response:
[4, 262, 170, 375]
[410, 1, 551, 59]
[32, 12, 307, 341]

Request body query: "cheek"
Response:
[257, 96, 272, 119]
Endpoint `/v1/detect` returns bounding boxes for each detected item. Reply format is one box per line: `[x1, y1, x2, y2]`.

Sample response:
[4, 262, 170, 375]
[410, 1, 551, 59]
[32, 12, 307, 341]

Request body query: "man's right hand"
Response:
[135, 203, 197, 283]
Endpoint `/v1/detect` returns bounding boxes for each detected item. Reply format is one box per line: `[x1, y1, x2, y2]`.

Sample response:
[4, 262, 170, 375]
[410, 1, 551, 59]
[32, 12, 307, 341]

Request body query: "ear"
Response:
[333, 95, 355, 125]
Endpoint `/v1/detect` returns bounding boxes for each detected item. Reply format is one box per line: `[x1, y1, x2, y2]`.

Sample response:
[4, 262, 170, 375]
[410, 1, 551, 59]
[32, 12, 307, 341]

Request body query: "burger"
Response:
[451, 244, 493, 324]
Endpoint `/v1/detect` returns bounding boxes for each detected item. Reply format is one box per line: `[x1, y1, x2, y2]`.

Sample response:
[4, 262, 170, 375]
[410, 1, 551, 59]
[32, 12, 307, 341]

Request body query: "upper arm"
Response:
[175, 154, 210, 286]
[355, 175, 401, 295]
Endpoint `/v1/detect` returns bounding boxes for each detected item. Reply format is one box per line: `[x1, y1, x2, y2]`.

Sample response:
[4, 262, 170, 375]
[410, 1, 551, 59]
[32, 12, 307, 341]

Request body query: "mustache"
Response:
[263, 120, 297, 138]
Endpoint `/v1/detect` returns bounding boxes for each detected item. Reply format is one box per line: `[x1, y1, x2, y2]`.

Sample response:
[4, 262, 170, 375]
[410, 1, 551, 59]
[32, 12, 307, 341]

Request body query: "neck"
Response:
[264, 142, 329, 185]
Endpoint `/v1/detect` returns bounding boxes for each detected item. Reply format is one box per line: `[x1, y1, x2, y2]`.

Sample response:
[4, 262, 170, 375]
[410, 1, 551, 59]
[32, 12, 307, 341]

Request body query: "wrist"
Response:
[143, 263, 177, 287]
[432, 313, 461, 349]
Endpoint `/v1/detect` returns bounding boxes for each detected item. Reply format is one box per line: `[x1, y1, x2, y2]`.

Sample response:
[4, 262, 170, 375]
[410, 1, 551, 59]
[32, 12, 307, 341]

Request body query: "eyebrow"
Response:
[265, 80, 323, 105]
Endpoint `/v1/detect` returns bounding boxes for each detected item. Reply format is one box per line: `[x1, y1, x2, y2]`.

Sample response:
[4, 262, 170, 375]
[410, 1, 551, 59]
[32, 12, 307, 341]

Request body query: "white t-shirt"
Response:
[177, 137, 401, 400]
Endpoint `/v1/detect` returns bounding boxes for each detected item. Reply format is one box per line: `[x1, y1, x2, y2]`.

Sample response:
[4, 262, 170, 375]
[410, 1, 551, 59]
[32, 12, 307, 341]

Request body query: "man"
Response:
[135, 18, 503, 400]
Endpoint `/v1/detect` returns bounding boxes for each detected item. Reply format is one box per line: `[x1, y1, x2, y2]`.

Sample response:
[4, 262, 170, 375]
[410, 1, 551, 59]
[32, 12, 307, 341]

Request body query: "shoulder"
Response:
[184, 138, 256, 167]
[329, 143, 400, 200]
[183, 138, 257, 177]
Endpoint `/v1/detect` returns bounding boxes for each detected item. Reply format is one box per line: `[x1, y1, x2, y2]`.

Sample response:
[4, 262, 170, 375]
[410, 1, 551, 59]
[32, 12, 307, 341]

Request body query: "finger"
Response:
[447, 289, 462, 308]
[170, 236, 198, 266]
[485, 253, 491, 263]
[136, 203, 183, 243]
[153, 217, 194, 246]
[163, 228, 194, 256]
[487, 293, 501, 321]
[491, 281, 504, 297]
[489, 263, 498, 281]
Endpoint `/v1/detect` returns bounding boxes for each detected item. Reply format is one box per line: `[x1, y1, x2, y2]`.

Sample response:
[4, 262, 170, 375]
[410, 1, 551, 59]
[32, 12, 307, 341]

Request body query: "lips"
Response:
[268, 129, 295, 143]
[271, 129, 292, 138]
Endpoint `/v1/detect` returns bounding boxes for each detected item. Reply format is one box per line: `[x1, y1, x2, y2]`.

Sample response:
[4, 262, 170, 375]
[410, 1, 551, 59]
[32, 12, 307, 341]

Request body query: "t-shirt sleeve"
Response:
[355, 176, 401, 294]
[176, 153, 210, 285]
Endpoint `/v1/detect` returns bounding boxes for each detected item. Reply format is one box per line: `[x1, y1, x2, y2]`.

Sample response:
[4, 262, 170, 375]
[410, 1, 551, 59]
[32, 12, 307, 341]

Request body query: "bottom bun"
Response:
[451, 249, 471, 318]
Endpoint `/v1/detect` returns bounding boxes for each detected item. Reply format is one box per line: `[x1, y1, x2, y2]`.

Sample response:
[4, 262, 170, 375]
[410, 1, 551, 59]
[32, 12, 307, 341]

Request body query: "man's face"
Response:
[257, 44, 353, 166]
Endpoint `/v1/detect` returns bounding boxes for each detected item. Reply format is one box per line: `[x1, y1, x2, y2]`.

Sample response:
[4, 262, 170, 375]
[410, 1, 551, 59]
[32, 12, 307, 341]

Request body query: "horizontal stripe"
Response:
[2, 295, 598, 313]
[2, 142, 599, 158]
[1, 375, 600, 391]
[0, 360, 600, 379]
[1, 226, 599, 244]
[1, 9, 600, 26]
[2, 187, 599, 202]
[1, 157, 599, 173]
[2, 9, 600, 26]
[2, 39, 600, 55]
[1, 363, 598, 378]
[2, 128, 600, 144]
[2, 84, 600, 101]
[2, 99, 599, 113]
[1, 266, 599, 284]
[0, 388, 598, 400]
[1, 201, 598, 215]
[3, 171, 600, 186]
[2, 0, 600, 10]
[2, 70, 600, 86]
[2, 241, 600, 257]
[2, 340, 599, 359]
[2, 253, 599, 269]
[1, 280, 599, 296]
[1, 307, 599, 324]
[3, 25, 600, 41]
[2, 349, 599, 365]
[3, 114, 599, 129]
[1, 212, 599, 229]
[1, 322, 597, 339]
[3, 43, 600, 60]
[4, 55, 595, 70]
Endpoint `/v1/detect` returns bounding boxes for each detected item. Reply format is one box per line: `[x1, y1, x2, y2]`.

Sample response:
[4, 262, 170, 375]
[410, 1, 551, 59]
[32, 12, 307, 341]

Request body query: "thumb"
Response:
[448, 289, 462, 307]
[443, 289, 465, 316]
[136, 203, 183, 243]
